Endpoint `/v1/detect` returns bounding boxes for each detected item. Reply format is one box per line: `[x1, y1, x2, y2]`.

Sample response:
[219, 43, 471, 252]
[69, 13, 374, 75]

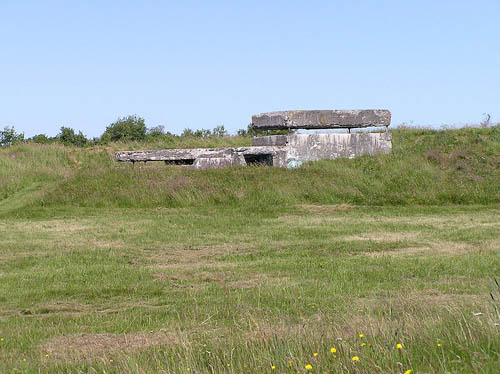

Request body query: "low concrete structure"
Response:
[115, 146, 286, 169]
[115, 110, 392, 169]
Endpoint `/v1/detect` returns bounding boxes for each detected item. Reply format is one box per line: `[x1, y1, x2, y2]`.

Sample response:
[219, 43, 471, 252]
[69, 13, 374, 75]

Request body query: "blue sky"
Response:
[1, 0, 499, 137]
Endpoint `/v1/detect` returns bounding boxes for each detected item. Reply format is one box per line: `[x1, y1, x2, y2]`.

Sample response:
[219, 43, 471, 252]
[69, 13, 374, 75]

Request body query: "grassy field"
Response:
[1, 126, 500, 373]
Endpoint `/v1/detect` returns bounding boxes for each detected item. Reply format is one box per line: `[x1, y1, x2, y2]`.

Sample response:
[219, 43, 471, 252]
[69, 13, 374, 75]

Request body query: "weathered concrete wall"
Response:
[284, 133, 392, 168]
[252, 110, 391, 130]
[252, 135, 288, 146]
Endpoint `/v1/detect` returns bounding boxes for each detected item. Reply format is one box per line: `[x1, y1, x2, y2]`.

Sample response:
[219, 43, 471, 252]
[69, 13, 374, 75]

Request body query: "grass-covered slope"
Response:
[1, 126, 499, 215]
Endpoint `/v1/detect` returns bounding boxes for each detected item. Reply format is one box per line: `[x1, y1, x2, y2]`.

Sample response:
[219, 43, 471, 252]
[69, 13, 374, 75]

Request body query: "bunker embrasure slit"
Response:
[244, 154, 274, 166]
[164, 159, 195, 165]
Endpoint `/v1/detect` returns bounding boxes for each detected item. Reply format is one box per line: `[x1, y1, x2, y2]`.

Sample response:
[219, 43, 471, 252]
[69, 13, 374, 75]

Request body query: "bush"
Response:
[212, 125, 227, 137]
[236, 124, 293, 137]
[146, 125, 175, 139]
[181, 128, 212, 137]
[31, 134, 52, 144]
[181, 125, 227, 138]
[102, 115, 147, 142]
[146, 125, 166, 138]
[0, 126, 24, 147]
[57, 127, 89, 147]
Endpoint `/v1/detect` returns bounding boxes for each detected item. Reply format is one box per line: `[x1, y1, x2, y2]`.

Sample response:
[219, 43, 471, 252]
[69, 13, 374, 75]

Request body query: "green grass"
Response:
[0, 126, 499, 373]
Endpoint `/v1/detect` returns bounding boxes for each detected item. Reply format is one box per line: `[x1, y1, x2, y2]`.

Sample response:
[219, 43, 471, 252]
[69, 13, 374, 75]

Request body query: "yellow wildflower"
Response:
[330, 347, 337, 353]
[361, 342, 366, 347]
[437, 343, 442, 347]
[313, 352, 318, 357]
[404, 370, 412, 374]
[45, 354, 49, 358]
[396, 343, 403, 349]
[227, 363, 231, 367]
[352, 356, 360, 362]
[109, 359, 113, 363]
[305, 364, 313, 370]
[271, 365, 275, 370]
[359, 334, 364, 338]
[288, 360, 293, 368]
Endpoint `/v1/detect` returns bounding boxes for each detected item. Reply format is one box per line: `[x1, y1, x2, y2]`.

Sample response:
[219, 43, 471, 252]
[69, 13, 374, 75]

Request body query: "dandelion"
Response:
[404, 370, 412, 374]
[396, 343, 403, 349]
[271, 365, 276, 370]
[45, 354, 49, 358]
[330, 347, 337, 353]
[361, 343, 366, 347]
[313, 352, 318, 357]
[0, 338, 4, 341]
[288, 360, 293, 368]
[359, 334, 364, 338]
[227, 363, 231, 367]
[109, 359, 113, 363]
[305, 364, 313, 370]
[352, 356, 360, 362]
[437, 343, 442, 347]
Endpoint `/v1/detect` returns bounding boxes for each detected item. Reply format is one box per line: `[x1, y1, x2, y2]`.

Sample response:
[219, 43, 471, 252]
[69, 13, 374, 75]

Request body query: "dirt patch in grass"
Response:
[342, 231, 421, 243]
[19, 301, 93, 318]
[299, 204, 355, 213]
[228, 273, 288, 289]
[275, 215, 344, 225]
[147, 242, 255, 271]
[281, 208, 500, 231]
[42, 331, 182, 361]
[8, 220, 95, 233]
[361, 240, 495, 258]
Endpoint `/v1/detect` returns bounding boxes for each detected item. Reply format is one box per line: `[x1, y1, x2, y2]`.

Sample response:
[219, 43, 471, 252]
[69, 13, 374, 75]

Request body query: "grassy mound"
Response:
[1, 126, 499, 215]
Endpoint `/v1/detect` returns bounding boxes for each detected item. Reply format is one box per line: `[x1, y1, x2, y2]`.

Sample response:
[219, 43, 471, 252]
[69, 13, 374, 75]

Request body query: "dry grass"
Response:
[41, 332, 182, 361]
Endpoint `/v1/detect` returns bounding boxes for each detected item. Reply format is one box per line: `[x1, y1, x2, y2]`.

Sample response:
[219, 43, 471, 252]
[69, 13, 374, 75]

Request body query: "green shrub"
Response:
[102, 115, 147, 142]
[57, 126, 89, 147]
[0, 126, 24, 147]
[182, 125, 227, 138]
[30, 134, 52, 144]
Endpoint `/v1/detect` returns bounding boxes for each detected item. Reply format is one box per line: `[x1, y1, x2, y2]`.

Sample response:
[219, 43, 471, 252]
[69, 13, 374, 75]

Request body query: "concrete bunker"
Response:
[115, 110, 392, 169]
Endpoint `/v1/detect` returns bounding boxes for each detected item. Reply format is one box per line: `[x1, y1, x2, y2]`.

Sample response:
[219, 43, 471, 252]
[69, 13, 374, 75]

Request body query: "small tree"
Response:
[236, 124, 293, 136]
[237, 124, 254, 136]
[57, 127, 89, 147]
[212, 125, 227, 137]
[146, 125, 166, 138]
[0, 126, 24, 147]
[31, 134, 51, 144]
[194, 129, 212, 137]
[102, 115, 147, 142]
[181, 128, 195, 137]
